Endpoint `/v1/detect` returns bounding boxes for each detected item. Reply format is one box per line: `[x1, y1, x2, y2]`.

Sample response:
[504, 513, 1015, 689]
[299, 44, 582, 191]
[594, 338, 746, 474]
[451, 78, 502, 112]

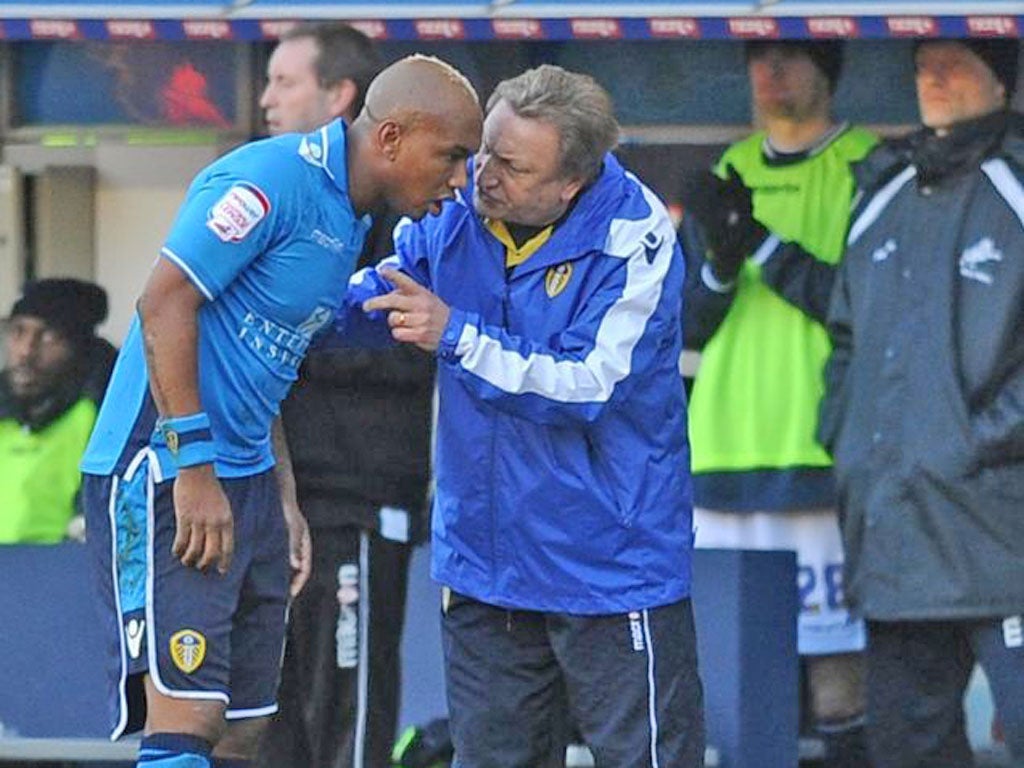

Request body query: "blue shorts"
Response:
[83, 450, 289, 739]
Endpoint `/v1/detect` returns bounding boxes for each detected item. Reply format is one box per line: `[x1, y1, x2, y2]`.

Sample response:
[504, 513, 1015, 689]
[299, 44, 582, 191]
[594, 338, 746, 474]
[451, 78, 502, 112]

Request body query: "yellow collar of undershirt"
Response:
[485, 219, 554, 268]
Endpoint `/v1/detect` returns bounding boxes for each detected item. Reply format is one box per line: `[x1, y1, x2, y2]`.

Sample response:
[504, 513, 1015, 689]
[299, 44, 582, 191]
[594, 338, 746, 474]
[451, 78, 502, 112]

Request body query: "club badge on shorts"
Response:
[170, 629, 207, 673]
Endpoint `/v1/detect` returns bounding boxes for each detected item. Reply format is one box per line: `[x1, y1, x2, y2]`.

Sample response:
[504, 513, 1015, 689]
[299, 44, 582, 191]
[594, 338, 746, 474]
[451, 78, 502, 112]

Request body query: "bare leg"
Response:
[144, 674, 228, 745]
[216, 718, 271, 762]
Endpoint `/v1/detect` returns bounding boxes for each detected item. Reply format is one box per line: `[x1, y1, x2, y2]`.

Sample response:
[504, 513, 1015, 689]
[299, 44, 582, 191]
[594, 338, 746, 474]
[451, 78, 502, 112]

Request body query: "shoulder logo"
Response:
[169, 629, 207, 674]
[642, 231, 662, 264]
[207, 182, 270, 243]
[959, 237, 1002, 285]
[545, 262, 573, 298]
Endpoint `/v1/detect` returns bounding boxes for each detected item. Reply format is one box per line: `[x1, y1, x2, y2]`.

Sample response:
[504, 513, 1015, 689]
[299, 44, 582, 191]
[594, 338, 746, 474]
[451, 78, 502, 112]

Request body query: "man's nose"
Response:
[6, 335, 36, 366]
[450, 162, 469, 190]
[475, 160, 497, 188]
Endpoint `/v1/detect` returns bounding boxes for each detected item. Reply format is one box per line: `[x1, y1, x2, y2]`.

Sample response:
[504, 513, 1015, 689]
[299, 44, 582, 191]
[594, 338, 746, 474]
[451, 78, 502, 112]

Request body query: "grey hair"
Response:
[487, 64, 619, 182]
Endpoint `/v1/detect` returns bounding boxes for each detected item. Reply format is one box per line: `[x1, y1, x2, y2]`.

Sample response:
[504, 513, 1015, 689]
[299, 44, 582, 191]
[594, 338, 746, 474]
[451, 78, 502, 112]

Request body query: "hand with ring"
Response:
[363, 269, 452, 352]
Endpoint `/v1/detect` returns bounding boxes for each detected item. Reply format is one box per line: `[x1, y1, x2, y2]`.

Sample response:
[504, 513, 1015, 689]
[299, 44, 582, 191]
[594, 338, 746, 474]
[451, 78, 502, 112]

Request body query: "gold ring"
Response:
[396, 312, 406, 327]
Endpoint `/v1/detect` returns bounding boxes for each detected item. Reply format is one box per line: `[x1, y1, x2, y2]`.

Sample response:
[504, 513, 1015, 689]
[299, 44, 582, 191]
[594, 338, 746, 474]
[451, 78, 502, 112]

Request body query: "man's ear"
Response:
[559, 176, 585, 205]
[326, 78, 359, 122]
[376, 118, 402, 162]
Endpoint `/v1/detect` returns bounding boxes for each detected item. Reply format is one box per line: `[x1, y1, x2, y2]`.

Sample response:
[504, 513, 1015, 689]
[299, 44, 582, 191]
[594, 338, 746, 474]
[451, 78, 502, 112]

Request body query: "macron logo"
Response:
[628, 611, 645, 652]
[125, 618, 145, 660]
[642, 231, 662, 264]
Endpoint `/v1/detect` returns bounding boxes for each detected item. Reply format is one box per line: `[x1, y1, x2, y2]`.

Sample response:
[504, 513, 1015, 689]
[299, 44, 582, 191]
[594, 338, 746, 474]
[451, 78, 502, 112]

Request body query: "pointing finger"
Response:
[378, 268, 426, 294]
[363, 293, 414, 314]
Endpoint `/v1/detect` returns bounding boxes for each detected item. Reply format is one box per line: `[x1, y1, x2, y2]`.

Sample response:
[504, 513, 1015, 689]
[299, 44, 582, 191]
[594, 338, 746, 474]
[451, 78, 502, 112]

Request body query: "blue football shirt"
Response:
[82, 120, 370, 478]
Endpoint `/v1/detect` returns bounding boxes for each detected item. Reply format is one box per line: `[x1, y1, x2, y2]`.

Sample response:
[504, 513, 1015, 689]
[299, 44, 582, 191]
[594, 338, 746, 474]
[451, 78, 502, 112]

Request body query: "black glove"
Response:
[679, 166, 768, 283]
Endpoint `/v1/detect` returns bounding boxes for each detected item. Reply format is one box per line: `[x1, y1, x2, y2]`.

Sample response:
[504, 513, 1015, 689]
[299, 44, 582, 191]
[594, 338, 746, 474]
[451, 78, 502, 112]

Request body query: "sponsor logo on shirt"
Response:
[237, 310, 317, 371]
[170, 629, 206, 674]
[207, 182, 270, 243]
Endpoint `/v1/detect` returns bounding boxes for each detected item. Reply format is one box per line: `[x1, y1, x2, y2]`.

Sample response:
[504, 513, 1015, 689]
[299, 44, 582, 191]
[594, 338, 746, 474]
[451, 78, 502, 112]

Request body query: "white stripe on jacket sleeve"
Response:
[455, 183, 676, 404]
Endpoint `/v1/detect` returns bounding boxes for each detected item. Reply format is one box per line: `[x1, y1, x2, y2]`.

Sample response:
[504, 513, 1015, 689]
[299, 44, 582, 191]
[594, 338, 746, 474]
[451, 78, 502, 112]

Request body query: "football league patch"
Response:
[170, 629, 207, 674]
[207, 182, 270, 243]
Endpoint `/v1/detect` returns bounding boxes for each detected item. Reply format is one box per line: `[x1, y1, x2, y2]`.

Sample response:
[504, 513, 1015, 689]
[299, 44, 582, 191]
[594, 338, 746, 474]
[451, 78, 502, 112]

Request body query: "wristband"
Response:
[155, 412, 215, 469]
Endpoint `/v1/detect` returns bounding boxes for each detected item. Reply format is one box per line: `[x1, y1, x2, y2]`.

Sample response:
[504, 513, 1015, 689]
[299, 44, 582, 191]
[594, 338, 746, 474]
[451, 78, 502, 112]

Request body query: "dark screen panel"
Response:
[13, 42, 240, 129]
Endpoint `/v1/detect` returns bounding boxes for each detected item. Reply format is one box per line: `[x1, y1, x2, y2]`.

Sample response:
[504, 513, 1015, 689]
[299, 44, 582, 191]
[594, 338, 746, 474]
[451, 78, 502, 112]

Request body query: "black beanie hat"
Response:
[9, 278, 108, 344]
[961, 39, 1018, 98]
[745, 40, 846, 94]
[915, 39, 1019, 98]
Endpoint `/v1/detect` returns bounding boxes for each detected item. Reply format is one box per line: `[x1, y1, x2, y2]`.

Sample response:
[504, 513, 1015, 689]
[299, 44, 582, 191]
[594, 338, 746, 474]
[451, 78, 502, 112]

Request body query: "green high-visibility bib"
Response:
[689, 126, 877, 474]
[0, 397, 98, 543]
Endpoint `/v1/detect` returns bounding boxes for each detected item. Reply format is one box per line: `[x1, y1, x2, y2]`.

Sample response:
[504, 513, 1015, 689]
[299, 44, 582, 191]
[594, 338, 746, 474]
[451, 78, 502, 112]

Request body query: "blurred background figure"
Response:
[679, 41, 876, 768]
[256, 22, 437, 768]
[820, 38, 1024, 768]
[0, 277, 115, 544]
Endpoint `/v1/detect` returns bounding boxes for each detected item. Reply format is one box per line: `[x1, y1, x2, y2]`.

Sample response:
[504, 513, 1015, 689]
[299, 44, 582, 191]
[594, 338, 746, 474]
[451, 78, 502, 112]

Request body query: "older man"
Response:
[820, 39, 1023, 767]
[341, 65, 704, 768]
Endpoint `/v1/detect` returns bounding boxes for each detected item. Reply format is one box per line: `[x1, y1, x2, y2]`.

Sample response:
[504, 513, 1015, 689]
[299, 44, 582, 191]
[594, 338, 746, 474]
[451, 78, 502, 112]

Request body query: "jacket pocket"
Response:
[584, 431, 637, 527]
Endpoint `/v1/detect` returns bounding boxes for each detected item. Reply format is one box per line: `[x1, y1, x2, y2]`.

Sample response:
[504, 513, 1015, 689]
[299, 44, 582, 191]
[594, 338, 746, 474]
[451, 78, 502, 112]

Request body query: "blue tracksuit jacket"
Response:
[340, 154, 694, 614]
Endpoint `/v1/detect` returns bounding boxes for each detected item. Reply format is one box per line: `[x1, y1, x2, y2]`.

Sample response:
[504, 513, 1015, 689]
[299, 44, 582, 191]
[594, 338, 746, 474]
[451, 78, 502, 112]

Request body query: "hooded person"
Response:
[0, 277, 117, 543]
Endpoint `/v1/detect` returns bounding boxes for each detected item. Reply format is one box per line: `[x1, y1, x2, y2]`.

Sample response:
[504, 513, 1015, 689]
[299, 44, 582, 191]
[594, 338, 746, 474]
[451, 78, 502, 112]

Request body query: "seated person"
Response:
[0, 278, 116, 543]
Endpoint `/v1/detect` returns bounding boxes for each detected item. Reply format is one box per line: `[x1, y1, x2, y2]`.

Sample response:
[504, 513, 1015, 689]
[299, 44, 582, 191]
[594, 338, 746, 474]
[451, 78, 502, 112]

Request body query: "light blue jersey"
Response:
[82, 120, 369, 479]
